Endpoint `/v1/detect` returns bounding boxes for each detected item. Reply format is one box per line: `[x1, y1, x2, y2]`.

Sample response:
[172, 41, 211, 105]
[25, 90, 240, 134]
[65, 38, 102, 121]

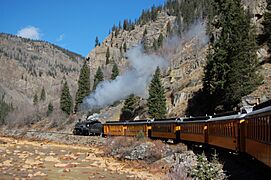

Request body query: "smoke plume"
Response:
[81, 46, 168, 111]
[81, 20, 209, 112]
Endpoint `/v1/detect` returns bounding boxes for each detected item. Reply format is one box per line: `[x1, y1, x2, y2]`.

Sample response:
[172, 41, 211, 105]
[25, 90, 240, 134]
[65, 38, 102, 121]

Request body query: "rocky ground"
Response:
[0, 128, 227, 180]
[0, 136, 164, 179]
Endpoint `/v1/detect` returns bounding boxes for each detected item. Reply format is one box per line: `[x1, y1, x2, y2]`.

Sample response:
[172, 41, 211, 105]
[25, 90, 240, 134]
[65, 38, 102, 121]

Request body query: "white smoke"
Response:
[81, 20, 209, 112]
[81, 45, 168, 111]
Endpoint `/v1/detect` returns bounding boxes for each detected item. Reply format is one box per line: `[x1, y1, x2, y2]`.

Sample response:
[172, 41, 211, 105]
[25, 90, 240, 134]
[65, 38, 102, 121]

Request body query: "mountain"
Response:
[84, 0, 271, 120]
[0, 33, 84, 125]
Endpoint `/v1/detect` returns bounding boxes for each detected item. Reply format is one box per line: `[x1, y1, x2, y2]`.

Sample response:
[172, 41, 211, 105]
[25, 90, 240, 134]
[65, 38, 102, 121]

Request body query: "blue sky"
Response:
[0, 0, 165, 56]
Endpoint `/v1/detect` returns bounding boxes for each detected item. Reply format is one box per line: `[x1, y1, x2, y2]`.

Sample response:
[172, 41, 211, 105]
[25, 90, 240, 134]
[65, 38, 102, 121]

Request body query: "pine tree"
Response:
[47, 102, 53, 116]
[120, 94, 140, 121]
[95, 36, 99, 47]
[203, 0, 261, 112]
[60, 81, 73, 115]
[33, 93, 38, 105]
[260, 0, 271, 62]
[143, 28, 148, 37]
[147, 67, 167, 119]
[111, 62, 119, 80]
[157, 33, 164, 48]
[141, 28, 148, 51]
[106, 47, 110, 64]
[153, 39, 158, 51]
[166, 21, 171, 35]
[123, 42, 127, 52]
[123, 19, 128, 30]
[93, 66, 104, 90]
[40, 87, 46, 101]
[0, 94, 13, 124]
[75, 61, 90, 112]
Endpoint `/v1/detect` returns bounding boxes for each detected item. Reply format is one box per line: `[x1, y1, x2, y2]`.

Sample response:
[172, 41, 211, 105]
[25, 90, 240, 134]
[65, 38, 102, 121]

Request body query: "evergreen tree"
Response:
[123, 42, 127, 52]
[95, 36, 100, 47]
[166, 21, 171, 35]
[93, 66, 104, 90]
[152, 39, 158, 51]
[260, 0, 271, 62]
[106, 47, 110, 64]
[111, 62, 119, 80]
[203, 0, 261, 112]
[147, 67, 167, 119]
[33, 93, 38, 105]
[60, 81, 73, 115]
[120, 94, 140, 121]
[143, 28, 148, 37]
[40, 87, 46, 101]
[0, 94, 13, 124]
[123, 19, 128, 30]
[157, 33, 164, 48]
[47, 102, 53, 116]
[75, 61, 90, 112]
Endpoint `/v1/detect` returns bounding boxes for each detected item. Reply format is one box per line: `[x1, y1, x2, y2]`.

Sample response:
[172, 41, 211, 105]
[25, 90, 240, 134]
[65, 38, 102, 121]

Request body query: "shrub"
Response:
[191, 152, 226, 180]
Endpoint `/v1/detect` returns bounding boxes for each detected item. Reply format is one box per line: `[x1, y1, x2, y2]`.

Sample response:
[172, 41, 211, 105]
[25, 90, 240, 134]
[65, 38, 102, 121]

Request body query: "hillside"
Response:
[0, 33, 84, 125]
[84, 0, 271, 119]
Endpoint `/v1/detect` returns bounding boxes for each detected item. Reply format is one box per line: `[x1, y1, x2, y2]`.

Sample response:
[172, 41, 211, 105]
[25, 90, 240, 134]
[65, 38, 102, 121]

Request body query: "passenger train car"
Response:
[244, 106, 271, 167]
[75, 102, 271, 168]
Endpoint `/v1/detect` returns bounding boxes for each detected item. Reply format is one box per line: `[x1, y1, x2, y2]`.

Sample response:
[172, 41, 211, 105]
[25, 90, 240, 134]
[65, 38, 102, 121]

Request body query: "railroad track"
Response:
[26, 130, 73, 136]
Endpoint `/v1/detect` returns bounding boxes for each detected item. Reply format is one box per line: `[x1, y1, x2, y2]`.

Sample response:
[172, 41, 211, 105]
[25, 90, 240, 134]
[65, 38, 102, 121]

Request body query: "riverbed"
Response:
[0, 136, 162, 179]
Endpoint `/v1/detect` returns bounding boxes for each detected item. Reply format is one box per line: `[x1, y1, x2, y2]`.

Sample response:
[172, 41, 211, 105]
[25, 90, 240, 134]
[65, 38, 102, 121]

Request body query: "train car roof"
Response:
[253, 99, 271, 111]
[152, 119, 180, 124]
[104, 120, 150, 125]
[182, 116, 210, 121]
[246, 105, 271, 117]
[181, 119, 208, 124]
[207, 113, 246, 122]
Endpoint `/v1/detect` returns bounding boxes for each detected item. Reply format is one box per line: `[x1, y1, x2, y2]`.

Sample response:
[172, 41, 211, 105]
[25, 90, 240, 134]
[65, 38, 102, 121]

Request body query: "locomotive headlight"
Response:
[204, 126, 208, 130]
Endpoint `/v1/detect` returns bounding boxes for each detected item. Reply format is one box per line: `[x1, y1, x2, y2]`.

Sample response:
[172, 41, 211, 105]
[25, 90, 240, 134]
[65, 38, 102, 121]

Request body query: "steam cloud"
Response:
[81, 20, 209, 112]
[81, 46, 168, 111]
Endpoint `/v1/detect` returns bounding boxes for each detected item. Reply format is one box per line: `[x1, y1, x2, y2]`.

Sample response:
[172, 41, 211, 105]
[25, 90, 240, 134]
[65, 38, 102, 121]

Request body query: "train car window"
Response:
[255, 118, 258, 140]
[258, 117, 261, 141]
[268, 116, 270, 143]
[254, 118, 257, 140]
[255, 118, 259, 140]
[262, 117, 265, 142]
[260, 118, 263, 142]
[268, 116, 271, 143]
[233, 122, 235, 137]
[253, 119, 256, 139]
[230, 123, 232, 137]
[250, 120, 253, 138]
[263, 117, 266, 142]
[266, 116, 268, 142]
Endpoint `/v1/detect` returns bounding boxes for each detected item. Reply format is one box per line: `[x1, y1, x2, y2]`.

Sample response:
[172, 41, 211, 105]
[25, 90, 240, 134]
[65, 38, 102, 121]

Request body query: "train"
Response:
[73, 102, 271, 168]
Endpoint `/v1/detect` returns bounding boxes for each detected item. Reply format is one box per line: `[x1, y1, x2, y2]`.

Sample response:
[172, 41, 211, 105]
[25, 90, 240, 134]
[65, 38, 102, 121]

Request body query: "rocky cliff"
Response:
[85, 0, 271, 119]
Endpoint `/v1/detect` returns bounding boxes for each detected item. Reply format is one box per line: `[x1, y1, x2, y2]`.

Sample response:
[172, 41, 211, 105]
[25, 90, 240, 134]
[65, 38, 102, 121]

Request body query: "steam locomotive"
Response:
[73, 101, 271, 168]
[73, 119, 103, 136]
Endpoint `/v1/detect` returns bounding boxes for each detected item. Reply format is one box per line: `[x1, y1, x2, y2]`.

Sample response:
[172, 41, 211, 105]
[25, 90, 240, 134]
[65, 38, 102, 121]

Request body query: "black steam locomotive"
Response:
[73, 119, 103, 136]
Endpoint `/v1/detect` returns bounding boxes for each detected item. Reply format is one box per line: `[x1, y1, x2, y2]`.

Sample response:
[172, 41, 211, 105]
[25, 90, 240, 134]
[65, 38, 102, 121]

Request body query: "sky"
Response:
[0, 0, 166, 57]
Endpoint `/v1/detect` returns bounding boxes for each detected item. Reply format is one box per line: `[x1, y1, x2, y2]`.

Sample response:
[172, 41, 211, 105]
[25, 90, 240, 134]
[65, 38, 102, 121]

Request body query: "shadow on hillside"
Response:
[185, 89, 211, 117]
